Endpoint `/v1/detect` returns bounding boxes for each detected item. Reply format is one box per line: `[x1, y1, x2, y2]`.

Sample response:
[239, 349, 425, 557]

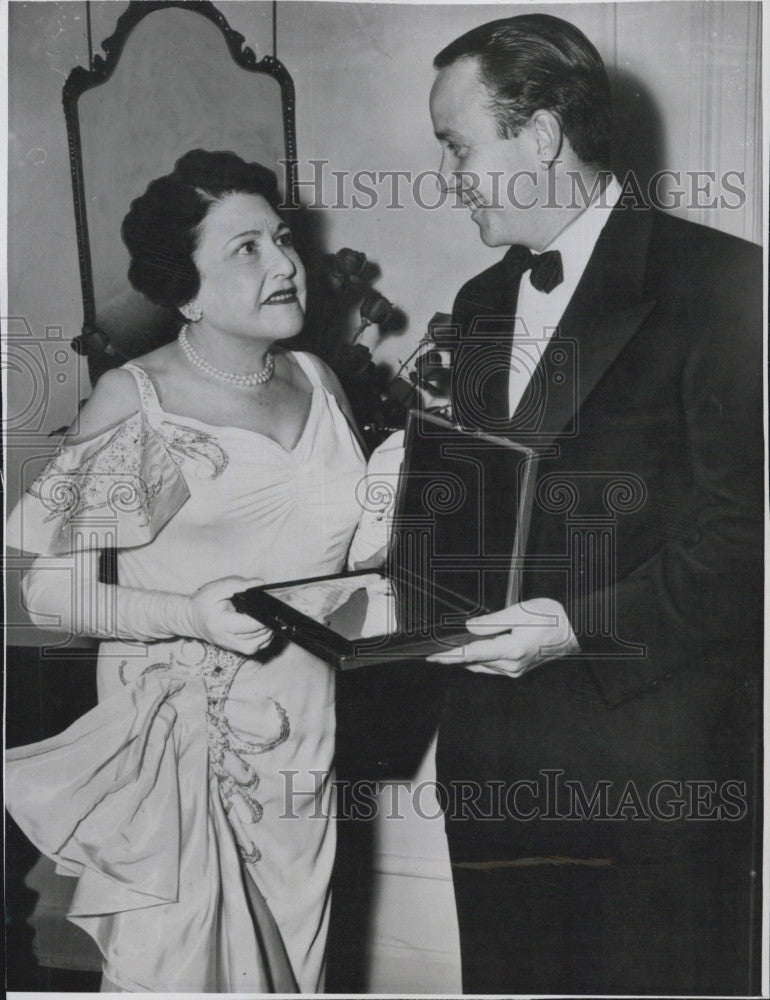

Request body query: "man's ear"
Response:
[531, 110, 563, 168]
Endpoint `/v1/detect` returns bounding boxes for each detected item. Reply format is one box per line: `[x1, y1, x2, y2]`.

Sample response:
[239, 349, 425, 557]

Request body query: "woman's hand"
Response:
[180, 577, 273, 656]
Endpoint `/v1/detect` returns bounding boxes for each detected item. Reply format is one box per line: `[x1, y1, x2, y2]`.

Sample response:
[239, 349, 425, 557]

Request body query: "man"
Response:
[425, 14, 762, 995]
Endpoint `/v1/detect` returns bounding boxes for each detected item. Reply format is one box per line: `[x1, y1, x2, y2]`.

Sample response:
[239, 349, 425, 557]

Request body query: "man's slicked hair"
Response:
[434, 14, 612, 168]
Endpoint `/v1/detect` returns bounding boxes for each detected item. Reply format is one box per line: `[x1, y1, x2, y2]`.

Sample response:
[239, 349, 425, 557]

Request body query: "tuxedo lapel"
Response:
[454, 252, 518, 322]
[452, 249, 526, 425]
[510, 205, 658, 445]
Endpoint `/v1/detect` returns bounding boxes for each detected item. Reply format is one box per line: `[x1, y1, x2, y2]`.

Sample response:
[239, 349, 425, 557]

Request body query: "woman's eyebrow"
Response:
[227, 222, 290, 246]
[227, 228, 262, 244]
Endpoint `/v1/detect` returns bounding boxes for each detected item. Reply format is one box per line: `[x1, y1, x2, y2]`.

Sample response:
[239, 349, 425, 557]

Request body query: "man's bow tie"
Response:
[508, 245, 564, 294]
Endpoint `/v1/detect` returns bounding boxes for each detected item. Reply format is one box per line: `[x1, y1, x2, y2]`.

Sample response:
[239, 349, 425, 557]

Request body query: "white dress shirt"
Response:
[508, 176, 622, 417]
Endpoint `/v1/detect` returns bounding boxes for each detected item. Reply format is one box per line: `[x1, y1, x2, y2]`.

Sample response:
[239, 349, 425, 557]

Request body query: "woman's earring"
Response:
[181, 302, 202, 322]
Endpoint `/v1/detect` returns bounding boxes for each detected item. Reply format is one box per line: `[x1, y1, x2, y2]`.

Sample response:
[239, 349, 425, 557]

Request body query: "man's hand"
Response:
[427, 597, 579, 676]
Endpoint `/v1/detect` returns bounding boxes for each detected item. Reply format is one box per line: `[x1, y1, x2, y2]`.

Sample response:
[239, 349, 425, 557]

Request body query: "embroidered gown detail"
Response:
[5, 351, 365, 993]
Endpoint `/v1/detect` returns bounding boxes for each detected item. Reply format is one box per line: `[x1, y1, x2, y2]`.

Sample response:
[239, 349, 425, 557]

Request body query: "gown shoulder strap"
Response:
[289, 351, 324, 389]
[122, 363, 164, 416]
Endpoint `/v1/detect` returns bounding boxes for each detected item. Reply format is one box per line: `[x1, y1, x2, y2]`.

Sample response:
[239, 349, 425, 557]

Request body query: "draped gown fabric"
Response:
[6, 351, 366, 993]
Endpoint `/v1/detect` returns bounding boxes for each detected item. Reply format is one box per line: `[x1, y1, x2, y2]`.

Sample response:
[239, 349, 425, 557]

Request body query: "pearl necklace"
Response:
[178, 327, 275, 387]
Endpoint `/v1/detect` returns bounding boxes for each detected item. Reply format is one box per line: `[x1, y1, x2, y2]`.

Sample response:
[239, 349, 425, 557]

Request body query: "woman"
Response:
[6, 149, 366, 993]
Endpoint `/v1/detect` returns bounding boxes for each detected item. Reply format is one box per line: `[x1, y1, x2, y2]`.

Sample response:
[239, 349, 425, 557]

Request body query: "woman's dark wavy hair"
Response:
[121, 149, 281, 311]
[434, 14, 612, 168]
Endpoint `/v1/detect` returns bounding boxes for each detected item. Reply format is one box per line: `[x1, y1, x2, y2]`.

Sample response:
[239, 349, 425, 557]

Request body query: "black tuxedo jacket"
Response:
[437, 205, 763, 863]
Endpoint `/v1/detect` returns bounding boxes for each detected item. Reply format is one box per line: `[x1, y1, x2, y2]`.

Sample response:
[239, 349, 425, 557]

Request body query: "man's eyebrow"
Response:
[434, 128, 466, 144]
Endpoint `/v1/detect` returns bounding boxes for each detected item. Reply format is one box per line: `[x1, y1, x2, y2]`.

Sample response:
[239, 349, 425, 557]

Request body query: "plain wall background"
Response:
[4, 2, 763, 990]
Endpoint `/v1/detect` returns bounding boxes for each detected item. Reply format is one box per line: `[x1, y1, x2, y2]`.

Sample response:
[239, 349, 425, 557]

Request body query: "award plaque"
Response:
[232, 410, 537, 669]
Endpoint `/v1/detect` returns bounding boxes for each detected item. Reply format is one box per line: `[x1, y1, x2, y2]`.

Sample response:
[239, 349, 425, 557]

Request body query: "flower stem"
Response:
[388, 337, 431, 386]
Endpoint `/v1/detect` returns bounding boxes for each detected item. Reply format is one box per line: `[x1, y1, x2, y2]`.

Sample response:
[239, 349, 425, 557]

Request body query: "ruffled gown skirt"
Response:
[6, 635, 336, 993]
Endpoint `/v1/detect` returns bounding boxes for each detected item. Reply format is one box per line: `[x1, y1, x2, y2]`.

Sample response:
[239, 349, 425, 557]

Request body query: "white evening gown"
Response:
[6, 352, 365, 992]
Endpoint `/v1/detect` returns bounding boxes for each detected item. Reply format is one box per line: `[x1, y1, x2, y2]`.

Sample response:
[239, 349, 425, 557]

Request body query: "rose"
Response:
[350, 289, 393, 344]
[334, 248, 367, 277]
[360, 288, 393, 327]
[351, 289, 394, 343]
[323, 249, 368, 293]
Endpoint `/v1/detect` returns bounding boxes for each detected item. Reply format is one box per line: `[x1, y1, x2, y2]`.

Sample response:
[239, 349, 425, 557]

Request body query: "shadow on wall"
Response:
[611, 70, 665, 198]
